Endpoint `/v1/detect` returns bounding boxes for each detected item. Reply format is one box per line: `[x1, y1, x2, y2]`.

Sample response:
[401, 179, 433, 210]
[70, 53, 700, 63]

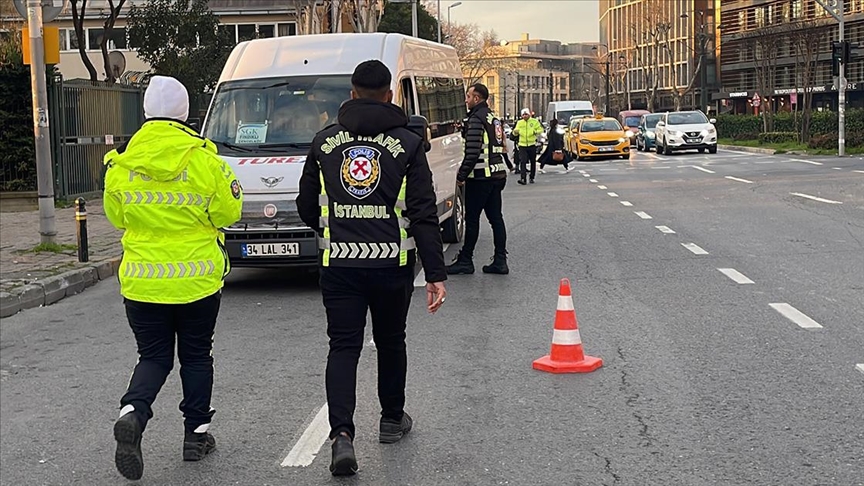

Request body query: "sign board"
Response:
[21, 27, 60, 65]
[752, 92, 761, 107]
[14, 0, 68, 23]
[790, 92, 798, 105]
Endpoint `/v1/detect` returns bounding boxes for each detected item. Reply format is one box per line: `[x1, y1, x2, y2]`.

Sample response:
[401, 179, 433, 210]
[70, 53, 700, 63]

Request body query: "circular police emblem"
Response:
[493, 118, 504, 144]
[341, 146, 381, 199]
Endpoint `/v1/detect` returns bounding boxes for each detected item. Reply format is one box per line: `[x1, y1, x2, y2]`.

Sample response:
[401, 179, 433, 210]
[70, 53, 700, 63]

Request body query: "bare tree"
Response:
[100, 0, 127, 84]
[69, 0, 99, 82]
[789, 19, 829, 142]
[345, 0, 385, 33]
[289, 0, 324, 34]
[635, 0, 672, 112]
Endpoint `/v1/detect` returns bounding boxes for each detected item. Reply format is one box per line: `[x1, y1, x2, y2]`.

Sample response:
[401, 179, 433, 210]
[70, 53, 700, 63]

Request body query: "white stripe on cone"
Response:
[552, 329, 582, 345]
[557, 295, 574, 311]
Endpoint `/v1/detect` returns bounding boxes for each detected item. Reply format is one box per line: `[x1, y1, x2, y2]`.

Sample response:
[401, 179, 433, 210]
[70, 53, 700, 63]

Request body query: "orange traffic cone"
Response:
[533, 278, 603, 374]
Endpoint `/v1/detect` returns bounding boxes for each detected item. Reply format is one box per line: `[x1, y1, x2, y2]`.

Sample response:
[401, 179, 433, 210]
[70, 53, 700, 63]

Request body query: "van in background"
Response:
[546, 101, 594, 126]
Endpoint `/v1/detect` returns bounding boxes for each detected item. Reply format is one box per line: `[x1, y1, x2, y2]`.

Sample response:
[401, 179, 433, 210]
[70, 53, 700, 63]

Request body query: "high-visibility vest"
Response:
[466, 108, 508, 179]
[103, 120, 243, 304]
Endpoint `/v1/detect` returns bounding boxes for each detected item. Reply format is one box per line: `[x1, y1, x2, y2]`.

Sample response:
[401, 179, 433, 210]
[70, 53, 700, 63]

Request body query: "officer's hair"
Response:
[351, 60, 392, 100]
[470, 83, 489, 101]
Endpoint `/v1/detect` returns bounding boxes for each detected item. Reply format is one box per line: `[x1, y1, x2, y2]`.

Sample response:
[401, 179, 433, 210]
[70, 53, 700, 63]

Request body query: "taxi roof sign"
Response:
[594, 114, 604, 119]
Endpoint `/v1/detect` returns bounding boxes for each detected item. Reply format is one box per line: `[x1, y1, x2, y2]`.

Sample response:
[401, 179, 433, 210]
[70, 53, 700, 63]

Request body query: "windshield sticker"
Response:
[235, 121, 269, 144]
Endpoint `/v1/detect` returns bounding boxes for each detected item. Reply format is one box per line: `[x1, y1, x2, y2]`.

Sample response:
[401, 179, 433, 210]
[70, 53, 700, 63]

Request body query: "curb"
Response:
[0, 258, 121, 318]
[718, 144, 777, 155]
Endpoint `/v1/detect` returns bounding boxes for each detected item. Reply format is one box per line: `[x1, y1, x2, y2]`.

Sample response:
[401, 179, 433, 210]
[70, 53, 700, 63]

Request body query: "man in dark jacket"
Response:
[297, 60, 447, 477]
[446, 83, 509, 275]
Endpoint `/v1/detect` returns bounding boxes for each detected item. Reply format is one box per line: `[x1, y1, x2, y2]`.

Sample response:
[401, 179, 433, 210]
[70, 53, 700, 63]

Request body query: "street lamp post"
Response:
[447, 1, 462, 32]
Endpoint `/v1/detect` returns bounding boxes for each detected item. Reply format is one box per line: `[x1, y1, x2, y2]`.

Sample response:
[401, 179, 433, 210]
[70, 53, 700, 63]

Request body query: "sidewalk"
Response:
[0, 199, 123, 317]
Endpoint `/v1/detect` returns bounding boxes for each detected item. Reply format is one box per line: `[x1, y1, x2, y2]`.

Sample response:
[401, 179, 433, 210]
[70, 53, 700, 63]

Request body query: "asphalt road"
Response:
[1, 148, 862, 485]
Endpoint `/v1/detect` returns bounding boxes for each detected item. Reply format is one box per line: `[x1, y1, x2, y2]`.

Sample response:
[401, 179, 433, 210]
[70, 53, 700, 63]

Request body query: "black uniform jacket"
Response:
[297, 98, 447, 283]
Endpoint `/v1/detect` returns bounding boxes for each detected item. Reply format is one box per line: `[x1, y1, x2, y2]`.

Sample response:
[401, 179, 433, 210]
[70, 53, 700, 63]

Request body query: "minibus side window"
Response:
[399, 77, 417, 116]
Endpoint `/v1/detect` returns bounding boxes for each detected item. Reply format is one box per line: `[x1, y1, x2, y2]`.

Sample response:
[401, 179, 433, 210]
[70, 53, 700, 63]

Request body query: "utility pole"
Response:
[516, 76, 521, 114]
[815, 0, 845, 155]
[437, 0, 441, 42]
[26, 0, 56, 244]
[411, 0, 418, 38]
[605, 55, 610, 115]
[549, 71, 554, 106]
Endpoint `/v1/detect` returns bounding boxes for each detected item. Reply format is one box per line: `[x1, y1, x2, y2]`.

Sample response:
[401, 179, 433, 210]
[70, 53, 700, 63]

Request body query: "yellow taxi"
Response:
[566, 114, 631, 160]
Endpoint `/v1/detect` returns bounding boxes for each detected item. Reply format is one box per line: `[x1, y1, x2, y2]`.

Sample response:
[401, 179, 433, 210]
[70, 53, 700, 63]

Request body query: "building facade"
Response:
[600, 0, 718, 113]
[716, 0, 864, 114]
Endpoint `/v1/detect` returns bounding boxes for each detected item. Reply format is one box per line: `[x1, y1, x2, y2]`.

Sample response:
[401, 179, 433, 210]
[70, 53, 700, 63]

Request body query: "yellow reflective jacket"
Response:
[103, 120, 243, 304]
[514, 117, 544, 147]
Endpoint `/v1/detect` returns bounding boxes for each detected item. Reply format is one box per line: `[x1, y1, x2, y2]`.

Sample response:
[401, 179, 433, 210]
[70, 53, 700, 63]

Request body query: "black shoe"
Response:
[529, 178, 535, 184]
[379, 413, 413, 444]
[517, 179, 527, 185]
[330, 434, 358, 476]
[446, 256, 474, 275]
[183, 430, 216, 461]
[482, 255, 509, 275]
[114, 413, 144, 480]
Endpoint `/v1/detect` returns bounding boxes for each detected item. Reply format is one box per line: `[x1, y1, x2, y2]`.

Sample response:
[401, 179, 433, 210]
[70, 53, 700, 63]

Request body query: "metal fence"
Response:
[49, 77, 145, 200]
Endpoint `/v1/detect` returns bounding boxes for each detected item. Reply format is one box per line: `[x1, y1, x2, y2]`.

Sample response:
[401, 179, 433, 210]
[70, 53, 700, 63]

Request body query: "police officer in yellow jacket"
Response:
[297, 60, 447, 477]
[102, 76, 242, 481]
[513, 108, 545, 184]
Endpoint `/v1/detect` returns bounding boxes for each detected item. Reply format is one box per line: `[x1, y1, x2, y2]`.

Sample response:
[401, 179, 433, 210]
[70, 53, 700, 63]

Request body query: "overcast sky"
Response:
[436, 0, 600, 44]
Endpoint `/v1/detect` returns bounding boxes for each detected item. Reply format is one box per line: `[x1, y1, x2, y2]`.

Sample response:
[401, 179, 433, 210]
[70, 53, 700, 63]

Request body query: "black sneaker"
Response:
[330, 434, 358, 476]
[379, 413, 413, 444]
[113, 413, 144, 480]
[446, 256, 474, 275]
[183, 431, 216, 461]
[517, 179, 527, 185]
[482, 256, 509, 275]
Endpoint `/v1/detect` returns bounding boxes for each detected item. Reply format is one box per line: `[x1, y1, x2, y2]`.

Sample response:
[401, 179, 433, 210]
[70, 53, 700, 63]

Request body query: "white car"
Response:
[654, 111, 718, 155]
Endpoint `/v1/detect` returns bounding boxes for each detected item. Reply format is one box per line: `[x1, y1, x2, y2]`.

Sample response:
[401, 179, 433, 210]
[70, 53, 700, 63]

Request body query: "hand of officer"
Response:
[456, 180, 465, 187]
[426, 281, 446, 314]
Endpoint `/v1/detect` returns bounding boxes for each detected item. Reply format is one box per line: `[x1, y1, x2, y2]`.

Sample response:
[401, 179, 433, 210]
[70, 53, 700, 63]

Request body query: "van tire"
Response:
[441, 186, 465, 243]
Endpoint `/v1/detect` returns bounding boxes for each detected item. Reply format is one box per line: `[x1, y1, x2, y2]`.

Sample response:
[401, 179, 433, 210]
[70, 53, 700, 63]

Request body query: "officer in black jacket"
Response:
[446, 83, 509, 275]
[297, 60, 447, 477]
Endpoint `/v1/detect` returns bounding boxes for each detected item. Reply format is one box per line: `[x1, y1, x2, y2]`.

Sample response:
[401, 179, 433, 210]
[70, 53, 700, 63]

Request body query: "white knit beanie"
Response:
[143, 75, 189, 122]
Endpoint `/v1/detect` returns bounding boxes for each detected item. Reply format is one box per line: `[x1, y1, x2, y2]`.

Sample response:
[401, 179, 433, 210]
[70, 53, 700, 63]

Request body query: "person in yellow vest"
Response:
[512, 108, 545, 185]
[102, 75, 243, 481]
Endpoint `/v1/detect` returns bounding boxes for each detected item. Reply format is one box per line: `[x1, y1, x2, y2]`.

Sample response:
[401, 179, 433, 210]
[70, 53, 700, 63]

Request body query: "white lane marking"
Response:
[856, 364, 864, 375]
[607, 192, 619, 197]
[620, 201, 633, 207]
[650, 166, 671, 169]
[725, 176, 753, 184]
[655, 225, 676, 234]
[717, 268, 754, 284]
[414, 244, 449, 287]
[720, 149, 758, 155]
[769, 303, 823, 330]
[597, 185, 608, 189]
[854, 170, 864, 174]
[833, 167, 843, 170]
[599, 168, 620, 172]
[634, 211, 653, 219]
[589, 178, 598, 183]
[583, 174, 591, 177]
[281, 404, 331, 467]
[578, 170, 587, 174]
[681, 243, 709, 255]
[690, 165, 716, 174]
[790, 193, 843, 205]
[789, 158, 823, 166]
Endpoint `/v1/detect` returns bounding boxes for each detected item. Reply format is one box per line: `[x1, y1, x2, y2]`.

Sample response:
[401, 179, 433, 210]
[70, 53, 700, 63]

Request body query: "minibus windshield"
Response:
[203, 75, 352, 149]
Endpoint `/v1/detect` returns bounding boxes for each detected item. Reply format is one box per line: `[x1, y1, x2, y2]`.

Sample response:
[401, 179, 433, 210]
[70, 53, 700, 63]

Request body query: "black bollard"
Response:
[76, 197, 89, 263]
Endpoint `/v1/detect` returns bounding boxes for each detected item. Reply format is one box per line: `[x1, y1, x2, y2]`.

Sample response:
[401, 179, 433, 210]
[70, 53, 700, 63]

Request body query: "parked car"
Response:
[654, 110, 718, 155]
[635, 113, 664, 152]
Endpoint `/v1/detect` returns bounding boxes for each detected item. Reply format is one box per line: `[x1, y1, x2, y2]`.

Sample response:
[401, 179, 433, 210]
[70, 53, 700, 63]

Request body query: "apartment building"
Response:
[716, 0, 864, 113]
[599, 0, 718, 113]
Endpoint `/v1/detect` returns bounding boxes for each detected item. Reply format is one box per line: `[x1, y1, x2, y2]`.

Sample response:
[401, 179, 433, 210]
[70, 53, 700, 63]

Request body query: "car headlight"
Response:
[626, 130, 635, 137]
[667, 130, 681, 137]
[646, 131, 655, 138]
[706, 127, 716, 134]
[580, 139, 590, 145]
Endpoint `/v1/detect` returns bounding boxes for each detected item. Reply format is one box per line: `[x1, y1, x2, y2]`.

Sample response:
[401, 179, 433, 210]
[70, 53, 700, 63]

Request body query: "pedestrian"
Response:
[446, 83, 510, 276]
[103, 75, 243, 480]
[538, 118, 573, 173]
[513, 108, 544, 184]
[296, 60, 447, 477]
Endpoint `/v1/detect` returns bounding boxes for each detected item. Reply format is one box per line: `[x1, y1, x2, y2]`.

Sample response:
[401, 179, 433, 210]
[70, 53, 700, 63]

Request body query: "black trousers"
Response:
[519, 145, 537, 181]
[120, 292, 221, 433]
[460, 178, 507, 260]
[320, 266, 414, 440]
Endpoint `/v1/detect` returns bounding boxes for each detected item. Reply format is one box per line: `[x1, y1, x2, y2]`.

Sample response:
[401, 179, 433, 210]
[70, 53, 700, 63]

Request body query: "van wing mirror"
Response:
[407, 115, 432, 153]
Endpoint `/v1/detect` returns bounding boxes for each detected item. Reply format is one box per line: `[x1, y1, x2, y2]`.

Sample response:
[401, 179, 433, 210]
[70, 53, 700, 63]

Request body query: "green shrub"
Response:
[758, 132, 798, 144]
[715, 114, 761, 139]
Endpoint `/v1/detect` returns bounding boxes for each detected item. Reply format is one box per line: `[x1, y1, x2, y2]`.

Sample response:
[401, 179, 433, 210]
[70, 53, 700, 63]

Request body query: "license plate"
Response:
[686, 138, 701, 143]
[242, 242, 300, 257]
[598, 147, 615, 152]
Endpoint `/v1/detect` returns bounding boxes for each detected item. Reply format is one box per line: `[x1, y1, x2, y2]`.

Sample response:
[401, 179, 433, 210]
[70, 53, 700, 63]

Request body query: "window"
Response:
[219, 24, 236, 42]
[278, 23, 297, 36]
[486, 75, 495, 88]
[414, 76, 465, 138]
[238, 24, 256, 42]
[87, 27, 127, 50]
[259, 25, 275, 38]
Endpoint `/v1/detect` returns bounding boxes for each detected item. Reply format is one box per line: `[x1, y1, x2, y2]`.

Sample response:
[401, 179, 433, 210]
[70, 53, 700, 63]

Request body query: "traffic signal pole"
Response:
[816, 0, 845, 156]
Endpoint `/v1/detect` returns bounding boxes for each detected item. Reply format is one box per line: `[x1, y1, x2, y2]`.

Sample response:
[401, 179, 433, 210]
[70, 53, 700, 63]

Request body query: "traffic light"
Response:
[831, 41, 851, 77]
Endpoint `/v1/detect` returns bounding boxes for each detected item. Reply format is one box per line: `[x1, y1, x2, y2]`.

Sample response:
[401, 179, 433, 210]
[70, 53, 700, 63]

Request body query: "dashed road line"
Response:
[681, 243, 709, 255]
[769, 303, 823, 330]
[688, 165, 716, 174]
[620, 201, 633, 207]
[790, 193, 843, 205]
[717, 268, 754, 284]
[856, 364, 864, 375]
[789, 158, 823, 166]
[607, 192, 619, 197]
[634, 211, 653, 219]
[655, 225, 676, 234]
[589, 179, 599, 183]
[854, 170, 864, 174]
[597, 185, 608, 189]
[599, 168, 620, 172]
[650, 166, 671, 169]
[833, 167, 843, 170]
[281, 404, 331, 467]
[725, 176, 753, 184]
[582, 174, 591, 178]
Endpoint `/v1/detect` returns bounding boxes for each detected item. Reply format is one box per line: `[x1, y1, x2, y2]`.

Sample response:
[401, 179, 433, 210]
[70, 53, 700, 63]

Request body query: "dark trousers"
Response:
[320, 266, 414, 440]
[519, 145, 537, 181]
[120, 292, 221, 433]
[460, 178, 507, 260]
